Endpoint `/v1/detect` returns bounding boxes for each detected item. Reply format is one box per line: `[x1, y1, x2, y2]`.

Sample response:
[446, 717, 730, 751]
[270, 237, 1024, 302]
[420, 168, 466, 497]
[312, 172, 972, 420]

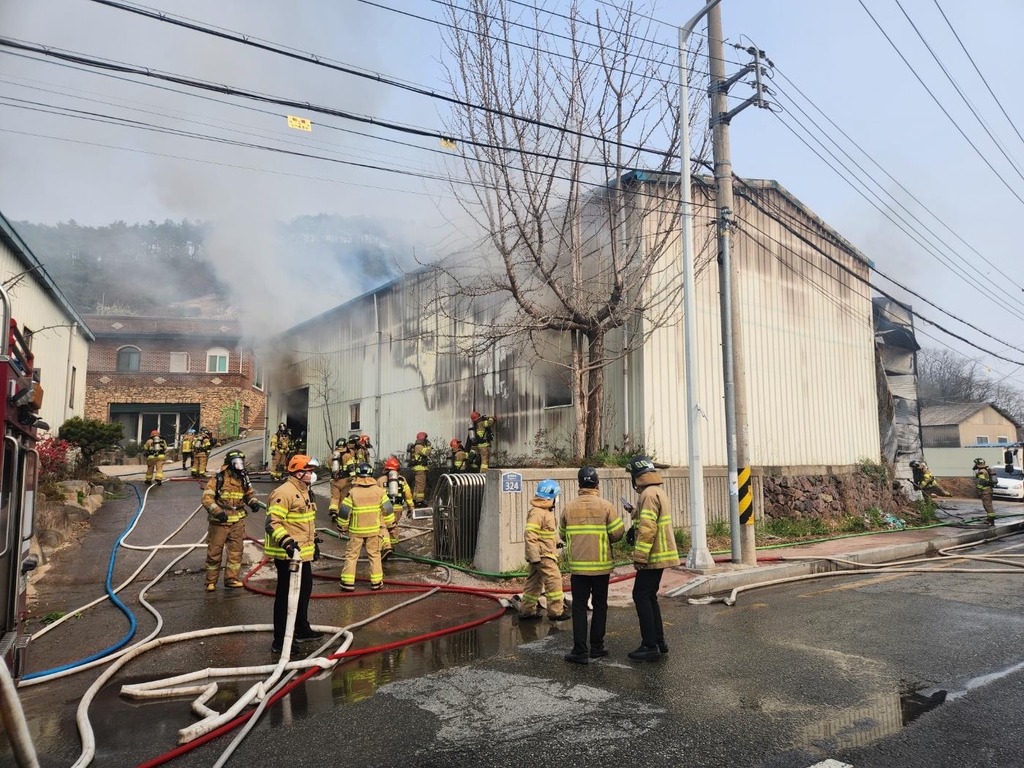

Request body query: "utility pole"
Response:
[707, 5, 770, 565]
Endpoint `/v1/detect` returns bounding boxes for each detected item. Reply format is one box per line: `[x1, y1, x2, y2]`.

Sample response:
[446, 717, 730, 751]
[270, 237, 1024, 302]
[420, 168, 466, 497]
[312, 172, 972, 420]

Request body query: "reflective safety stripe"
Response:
[525, 524, 555, 538]
[564, 524, 608, 533]
[545, 590, 563, 600]
[342, 497, 385, 535]
[640, 509, 658, 521]
[607, 518, 625, 533]
[521, 594, 539, 604]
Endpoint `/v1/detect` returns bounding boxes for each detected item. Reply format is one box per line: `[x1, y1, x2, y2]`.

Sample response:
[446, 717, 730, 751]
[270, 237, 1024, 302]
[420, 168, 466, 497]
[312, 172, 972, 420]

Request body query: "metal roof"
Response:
[920, 403, 1021, 428]
[0, 211, 95, 340]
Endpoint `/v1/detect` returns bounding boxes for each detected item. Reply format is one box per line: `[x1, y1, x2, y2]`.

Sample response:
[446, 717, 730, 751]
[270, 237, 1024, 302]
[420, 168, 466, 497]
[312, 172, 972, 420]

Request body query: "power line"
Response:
[732, 180, 1024, 366]
[855, 0, 1024, 208]
[891, 0, 1024, 181]
[86, 0, 676, 161]
[771, 63, 1024, 296]
[931, 0, 1024, 151]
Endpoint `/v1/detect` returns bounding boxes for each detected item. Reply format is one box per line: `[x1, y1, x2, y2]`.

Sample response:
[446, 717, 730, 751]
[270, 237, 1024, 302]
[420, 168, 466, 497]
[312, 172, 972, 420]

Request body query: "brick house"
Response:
[83, 314, 266, 444]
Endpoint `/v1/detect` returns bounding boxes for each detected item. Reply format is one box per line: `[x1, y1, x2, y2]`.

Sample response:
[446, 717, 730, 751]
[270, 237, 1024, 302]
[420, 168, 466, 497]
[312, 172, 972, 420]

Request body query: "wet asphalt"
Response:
[5, 477, 1024, 767]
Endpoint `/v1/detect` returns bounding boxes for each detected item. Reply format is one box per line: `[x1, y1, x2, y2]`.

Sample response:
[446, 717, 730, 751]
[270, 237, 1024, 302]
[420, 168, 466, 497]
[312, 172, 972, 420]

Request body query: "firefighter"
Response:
[625, 455, 678, 662]
[409, 431, 431, 505]
[356, 435, 373, 465]
[269, 423, 291, 480]
[334, 462, 393, 591]
[192, 427, 215, 478]
[180, 428, 195, 471]
[973, 457, 997, 526]
[560, 466, 625, 664]
[377, 456, 413, 558]
[465, 440, 483, 474]
[910, 460, 951, 503]
[202, 449, 261, 592]
[265, 454, 324, 654]
[450, 438, 467, 472]
[291, 430, 307, 458]
[143, 429, 167, 486]
[329, 437, 356, 517]
[469, 411, 496, 471]
[519, 479, 570, 622]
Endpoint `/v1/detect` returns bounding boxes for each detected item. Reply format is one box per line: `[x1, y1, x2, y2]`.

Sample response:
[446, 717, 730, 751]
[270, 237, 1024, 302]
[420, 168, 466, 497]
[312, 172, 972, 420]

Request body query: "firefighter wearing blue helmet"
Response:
[518, 479, 570, 622]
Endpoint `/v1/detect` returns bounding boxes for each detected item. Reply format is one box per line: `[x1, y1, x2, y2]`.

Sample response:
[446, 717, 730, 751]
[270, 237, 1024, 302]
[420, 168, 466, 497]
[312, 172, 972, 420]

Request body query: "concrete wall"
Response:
[473, 467, 764, 573]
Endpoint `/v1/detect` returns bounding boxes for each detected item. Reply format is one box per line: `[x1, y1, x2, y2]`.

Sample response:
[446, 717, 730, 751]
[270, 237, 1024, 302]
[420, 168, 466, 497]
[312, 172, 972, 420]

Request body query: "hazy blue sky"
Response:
[1, 0, 1022, 375]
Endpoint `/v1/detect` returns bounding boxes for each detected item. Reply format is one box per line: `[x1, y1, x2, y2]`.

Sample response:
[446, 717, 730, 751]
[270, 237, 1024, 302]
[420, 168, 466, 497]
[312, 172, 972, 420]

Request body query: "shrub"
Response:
[59, 417, 124, 468]
[123, 440, 141, 458]
[37, 436, 75, 481]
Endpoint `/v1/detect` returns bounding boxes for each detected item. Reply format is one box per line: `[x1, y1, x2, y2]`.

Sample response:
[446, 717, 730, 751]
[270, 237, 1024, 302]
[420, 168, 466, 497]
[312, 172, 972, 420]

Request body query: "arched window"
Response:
[116, 346, 141, 372]
[206, 347, 230, 373]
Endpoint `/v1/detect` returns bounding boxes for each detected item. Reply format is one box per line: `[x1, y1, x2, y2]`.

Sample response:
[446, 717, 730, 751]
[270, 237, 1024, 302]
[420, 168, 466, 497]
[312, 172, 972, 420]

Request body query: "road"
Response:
[4, 477, 1024, 767]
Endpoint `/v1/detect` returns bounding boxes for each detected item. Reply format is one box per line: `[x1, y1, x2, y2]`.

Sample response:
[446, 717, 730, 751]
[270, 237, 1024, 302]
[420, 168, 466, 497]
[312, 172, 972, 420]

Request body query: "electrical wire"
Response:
[854, 0, 1024, 207]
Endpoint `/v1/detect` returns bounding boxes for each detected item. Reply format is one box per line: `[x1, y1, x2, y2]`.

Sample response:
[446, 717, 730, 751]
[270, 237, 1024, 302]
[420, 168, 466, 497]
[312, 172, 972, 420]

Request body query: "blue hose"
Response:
[21, 483, 145, 680]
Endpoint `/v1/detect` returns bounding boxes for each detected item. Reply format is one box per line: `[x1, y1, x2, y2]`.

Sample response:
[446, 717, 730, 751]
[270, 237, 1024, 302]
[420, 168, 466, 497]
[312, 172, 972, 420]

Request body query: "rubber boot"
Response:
[564, 645, 589, 665]
[657, 640, 669, 655]
[627, 645, 661, 662]
[589, 642, 609, 659]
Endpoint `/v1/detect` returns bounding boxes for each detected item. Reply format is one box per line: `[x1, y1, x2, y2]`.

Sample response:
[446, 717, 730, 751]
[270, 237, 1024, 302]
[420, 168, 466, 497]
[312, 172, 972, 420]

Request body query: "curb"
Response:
[668, 520, 1024, 599]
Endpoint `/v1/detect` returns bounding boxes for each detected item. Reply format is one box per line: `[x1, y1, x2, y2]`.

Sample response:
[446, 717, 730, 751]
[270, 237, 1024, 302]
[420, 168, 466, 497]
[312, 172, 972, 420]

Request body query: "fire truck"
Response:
[0, 285, 44, 678]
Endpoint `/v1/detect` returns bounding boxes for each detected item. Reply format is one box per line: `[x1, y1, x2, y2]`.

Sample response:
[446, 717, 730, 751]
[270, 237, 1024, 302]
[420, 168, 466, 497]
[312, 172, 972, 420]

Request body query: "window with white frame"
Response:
[998, 436, 1010, 444]
[206, 347, 230, 373]
[976, 435, 989, 445]
[169, 352, 190, 373]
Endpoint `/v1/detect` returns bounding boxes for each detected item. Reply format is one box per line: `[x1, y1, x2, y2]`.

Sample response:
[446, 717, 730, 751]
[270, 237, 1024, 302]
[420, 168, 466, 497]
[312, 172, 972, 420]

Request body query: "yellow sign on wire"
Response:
[440, 137, 457, 150]
[287, 115, 312, 132]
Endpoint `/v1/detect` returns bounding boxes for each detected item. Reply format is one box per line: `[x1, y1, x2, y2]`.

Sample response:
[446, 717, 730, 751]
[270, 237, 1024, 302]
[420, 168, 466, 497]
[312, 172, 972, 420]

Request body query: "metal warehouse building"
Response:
[265, 177, 879, 481]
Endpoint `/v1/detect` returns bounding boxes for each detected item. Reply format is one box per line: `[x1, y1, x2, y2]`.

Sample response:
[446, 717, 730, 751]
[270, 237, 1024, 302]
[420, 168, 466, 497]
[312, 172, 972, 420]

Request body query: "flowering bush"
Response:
[38, 436, 75, 481]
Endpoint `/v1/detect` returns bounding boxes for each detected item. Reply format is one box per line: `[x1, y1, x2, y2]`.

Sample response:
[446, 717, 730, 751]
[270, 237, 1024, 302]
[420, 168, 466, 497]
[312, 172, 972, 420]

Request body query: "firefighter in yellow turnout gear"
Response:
[143, 429, 167, 485]
[329, 436, 356, 516]
[519, 480, 570, 621]
[179, 429, 195, 471]
[410, 432, 431, 504]
[336, 463, 394, 591]
[469, 411, 496, 471]
[974, 457, 998, 526]
[191, 428, 215, 478]
[202, 450, 260, 592]
[264, 454, 323, 654]
[377, 456, 413, 558]
[269, 424, 290, 480]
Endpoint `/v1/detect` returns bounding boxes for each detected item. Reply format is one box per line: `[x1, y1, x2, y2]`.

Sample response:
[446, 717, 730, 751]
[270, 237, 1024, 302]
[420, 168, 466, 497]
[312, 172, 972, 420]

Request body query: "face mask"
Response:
[230, 458, 244, 472]
[307, 472, 318, 485]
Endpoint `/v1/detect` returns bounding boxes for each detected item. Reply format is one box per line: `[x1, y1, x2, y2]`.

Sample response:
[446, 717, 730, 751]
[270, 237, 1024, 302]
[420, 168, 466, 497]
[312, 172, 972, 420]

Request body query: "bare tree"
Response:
[308, 354, 337, 457]
[919, 347, 1024, 427]
[434, 0, 713, 456]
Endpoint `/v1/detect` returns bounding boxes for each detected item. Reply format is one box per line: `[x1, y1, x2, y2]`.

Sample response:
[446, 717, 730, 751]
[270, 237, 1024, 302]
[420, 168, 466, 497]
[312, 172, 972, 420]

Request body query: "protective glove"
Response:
[249, 500, 263, 514]
[211, 508, 228, 524]
[626, 526, 637, 546]
[556, 541, 565, 549]
[313, 536, 323, 562]
[633, 561, 646, 571]
[281, 537, 298, 558]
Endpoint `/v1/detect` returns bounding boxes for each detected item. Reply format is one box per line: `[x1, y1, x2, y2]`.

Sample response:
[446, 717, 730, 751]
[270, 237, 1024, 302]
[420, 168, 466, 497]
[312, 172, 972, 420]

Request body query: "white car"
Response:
[992, 466, 1024, 500]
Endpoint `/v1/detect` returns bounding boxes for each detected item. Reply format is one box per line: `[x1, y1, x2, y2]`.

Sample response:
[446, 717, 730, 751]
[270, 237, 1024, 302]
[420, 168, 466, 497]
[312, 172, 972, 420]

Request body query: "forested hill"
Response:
[14, 214, 416, 315]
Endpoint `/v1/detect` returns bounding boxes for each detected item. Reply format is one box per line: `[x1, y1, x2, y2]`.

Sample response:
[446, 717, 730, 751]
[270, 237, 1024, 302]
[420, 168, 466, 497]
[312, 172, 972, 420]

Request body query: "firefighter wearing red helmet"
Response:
[449, 438, 467, 472]
[377, 456, 413, 558]
[469, 410, 496, 471]
[409, 431, 432, 504]
[143, 429, 167, 486]
[355, 434, 373, 465]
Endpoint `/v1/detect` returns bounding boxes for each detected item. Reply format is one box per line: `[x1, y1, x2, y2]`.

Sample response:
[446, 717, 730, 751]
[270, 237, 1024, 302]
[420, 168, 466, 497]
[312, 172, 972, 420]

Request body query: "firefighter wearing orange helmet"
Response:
[143, 429, 167, 486]
[377, 456, 413, 557]
[409, 431, 432, 504]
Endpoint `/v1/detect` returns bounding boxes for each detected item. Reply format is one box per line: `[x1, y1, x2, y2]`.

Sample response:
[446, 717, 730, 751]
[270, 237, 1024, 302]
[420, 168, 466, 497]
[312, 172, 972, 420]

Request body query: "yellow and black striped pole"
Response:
[738, 466, 754, 525]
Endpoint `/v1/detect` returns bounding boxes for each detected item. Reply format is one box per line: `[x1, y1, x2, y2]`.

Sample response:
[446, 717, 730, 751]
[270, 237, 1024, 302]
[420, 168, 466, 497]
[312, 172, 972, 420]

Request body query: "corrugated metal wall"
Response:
[637, 180, 880, 467]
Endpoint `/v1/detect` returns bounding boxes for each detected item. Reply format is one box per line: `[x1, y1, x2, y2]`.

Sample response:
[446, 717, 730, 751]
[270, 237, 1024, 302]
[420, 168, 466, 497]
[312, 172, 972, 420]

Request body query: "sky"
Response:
[0, 0, 1023, 381]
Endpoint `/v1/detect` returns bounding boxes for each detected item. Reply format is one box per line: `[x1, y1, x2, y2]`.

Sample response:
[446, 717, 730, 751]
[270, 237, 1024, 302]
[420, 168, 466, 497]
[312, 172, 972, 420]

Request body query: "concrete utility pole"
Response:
[678, 0, 724, 573]
[707, 6, 766, 565]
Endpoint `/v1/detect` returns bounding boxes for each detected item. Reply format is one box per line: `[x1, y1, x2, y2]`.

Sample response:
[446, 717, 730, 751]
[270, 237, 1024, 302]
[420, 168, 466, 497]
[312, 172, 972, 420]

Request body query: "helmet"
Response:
[187, 428, 196, 434]
[355, 462, 373, 478]
[287, 454, 320, 474]
[450, 438, 461, 449]
[348, 434, 359, 444]
[470, 411, 481, 421]
[384, 457, 400, 471]
[225, 449, 245, 472]
[335, 437, 347, 448]
[974, 457, 987, 467]
[578, 466, 599, 488]
[536, 479, 561, 500]
[416, 431, 428, 441]
[359, 435, 372, 447]
[626, 455, 656, 479]
[278, 423, 287, 431]
[300, 430, 306, 438]
[909, 460, 920, 468]
[150, 429, 160, 437]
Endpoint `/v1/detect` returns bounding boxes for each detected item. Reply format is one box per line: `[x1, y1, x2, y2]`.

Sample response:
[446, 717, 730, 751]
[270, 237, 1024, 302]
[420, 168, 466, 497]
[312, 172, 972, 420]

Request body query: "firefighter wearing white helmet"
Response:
[336, 462, 394, 591]
[264, 454, 323, 653]
[518, 479, 570, 622]
[202, 450, 260, 592]
[143, 429, 167, 486]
